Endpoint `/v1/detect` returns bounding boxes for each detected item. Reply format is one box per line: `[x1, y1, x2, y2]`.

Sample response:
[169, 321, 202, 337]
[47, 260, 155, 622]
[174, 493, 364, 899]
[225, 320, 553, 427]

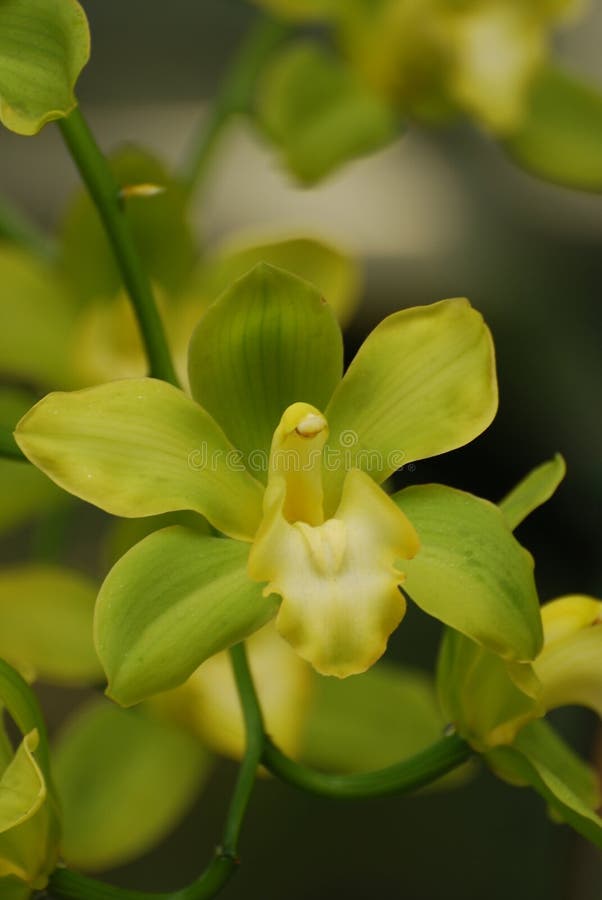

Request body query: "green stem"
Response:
[179, 17, 289, 198]
[0, 424, 27, 462]
[57, 109, 179, 386]
[262, 733, 472, 800]
[47, 643, 263, 900]
[0, 193, 55, 260]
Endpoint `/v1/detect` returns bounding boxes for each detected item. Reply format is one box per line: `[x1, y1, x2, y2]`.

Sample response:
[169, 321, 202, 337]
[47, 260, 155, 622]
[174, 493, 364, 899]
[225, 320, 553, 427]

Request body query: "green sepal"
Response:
[256, 41, 399, 184]
[487, 719, 602, 849]
[60, 146, 197, 302]
[188, 263, 343, 475]
[192, 234, 360, 327]
[499, 454, 566, 531]
[301, 661, 468, 788]
[324, 299, 497, 509]
[395, 484, 543, 663]
[53, 699, 211, 871]
[437, 629, 542, 751]
[14, 377, 265, 541]
[0, 247, 78, 389]
[0, 565, 101, 687]
[0, 0, 89, 135]
[95, 527, 278, 707]
[505, 65, 602, 191]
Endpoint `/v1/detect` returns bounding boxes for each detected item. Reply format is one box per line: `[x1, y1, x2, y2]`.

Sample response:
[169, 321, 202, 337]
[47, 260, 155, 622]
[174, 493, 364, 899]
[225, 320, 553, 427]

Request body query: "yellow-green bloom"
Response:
[15, 263, 541, 705]
[0, 661, 59, 898]
[438, 589, 602, 848]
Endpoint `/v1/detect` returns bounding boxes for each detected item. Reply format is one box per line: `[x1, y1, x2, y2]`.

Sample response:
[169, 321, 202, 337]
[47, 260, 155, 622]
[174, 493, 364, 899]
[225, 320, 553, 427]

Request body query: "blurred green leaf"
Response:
[487, 719, 602, 848]
[193, 234, 360, 326]
[251, 0, 336, 20]
[60, 146, 197, 302]
[256, 41, 399, 184]
[394, 485, 543, 663]
[0, 0, 89, 135]
[499, 454, 566, 531]
[95, 527, 278, 707]
[505, 65, 602, 191]
[0, 247, 77, 389]
[300, 661, 460, 779]
[0, 565, 101, 687]
[53, 699, 211, 871]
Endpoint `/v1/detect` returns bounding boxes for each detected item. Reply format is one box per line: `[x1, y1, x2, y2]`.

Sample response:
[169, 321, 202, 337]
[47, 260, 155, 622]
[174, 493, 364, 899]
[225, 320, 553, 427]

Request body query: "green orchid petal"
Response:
[53, 699, 210, 872]
[193, 234, 360, 327]
[487, 720, 602, 849]
[505, 66, 602, 192]
[499, 454, 566, 531]
[301, 661, 465, 783]
[0, 565, 101, 687]
[0, 0, 89, 135]
[95, 527, 278, 707]
[0, 247, 77, 389]
[256, 41, 399, 184]
[14, 378, 264, 541]
[534, 595, 602, 717]
[437, 629, 543, 751]
[395, 484, 543, 662]
[60, 146, 197, 302]
[249, 403, 419, 676]
[188, 263, 343, 476]
[324, 299, 497, 510]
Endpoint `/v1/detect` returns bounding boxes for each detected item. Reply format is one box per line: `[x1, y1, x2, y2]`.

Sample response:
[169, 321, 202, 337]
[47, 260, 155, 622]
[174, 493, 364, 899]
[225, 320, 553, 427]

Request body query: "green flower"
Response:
[15, 263, 540, 705]
[438, 592, 602, 848]
[0, 661, 59, 898]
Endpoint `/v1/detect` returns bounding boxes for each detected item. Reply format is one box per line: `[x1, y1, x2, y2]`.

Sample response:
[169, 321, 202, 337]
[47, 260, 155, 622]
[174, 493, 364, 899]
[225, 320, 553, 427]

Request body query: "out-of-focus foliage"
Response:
[52, 700, 210, 872]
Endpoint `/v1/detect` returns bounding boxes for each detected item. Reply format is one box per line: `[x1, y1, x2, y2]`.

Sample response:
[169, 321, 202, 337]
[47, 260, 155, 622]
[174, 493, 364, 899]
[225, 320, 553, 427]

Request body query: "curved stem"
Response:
[262, 733, 472, 800]
[57, 109, 179, 387]
[179, 17, 289, 198]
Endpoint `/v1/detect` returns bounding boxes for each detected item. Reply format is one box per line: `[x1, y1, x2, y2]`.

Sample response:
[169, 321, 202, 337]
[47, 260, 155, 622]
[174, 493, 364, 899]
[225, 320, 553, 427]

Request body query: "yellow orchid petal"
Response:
[249, 403, 419, 677]
[155, 625, 312, 761]
[535, 595, 602, 717]
[541, 594, 601, 646]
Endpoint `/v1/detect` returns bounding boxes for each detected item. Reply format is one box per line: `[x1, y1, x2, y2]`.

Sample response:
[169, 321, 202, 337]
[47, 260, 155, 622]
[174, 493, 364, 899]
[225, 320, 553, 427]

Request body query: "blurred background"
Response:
[1, 1, 602, 898]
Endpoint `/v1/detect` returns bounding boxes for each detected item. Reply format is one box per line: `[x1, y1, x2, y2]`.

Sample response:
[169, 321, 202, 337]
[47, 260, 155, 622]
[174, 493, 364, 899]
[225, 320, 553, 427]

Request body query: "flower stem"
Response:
[179, 17, 289, 198]
[262, 733, 473, 799]
[57, 109, 179, 387]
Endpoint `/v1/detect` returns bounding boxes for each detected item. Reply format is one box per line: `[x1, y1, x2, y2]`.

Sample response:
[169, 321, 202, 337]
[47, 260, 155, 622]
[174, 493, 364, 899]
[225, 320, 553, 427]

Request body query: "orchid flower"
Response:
[15, 263, 541, 705]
